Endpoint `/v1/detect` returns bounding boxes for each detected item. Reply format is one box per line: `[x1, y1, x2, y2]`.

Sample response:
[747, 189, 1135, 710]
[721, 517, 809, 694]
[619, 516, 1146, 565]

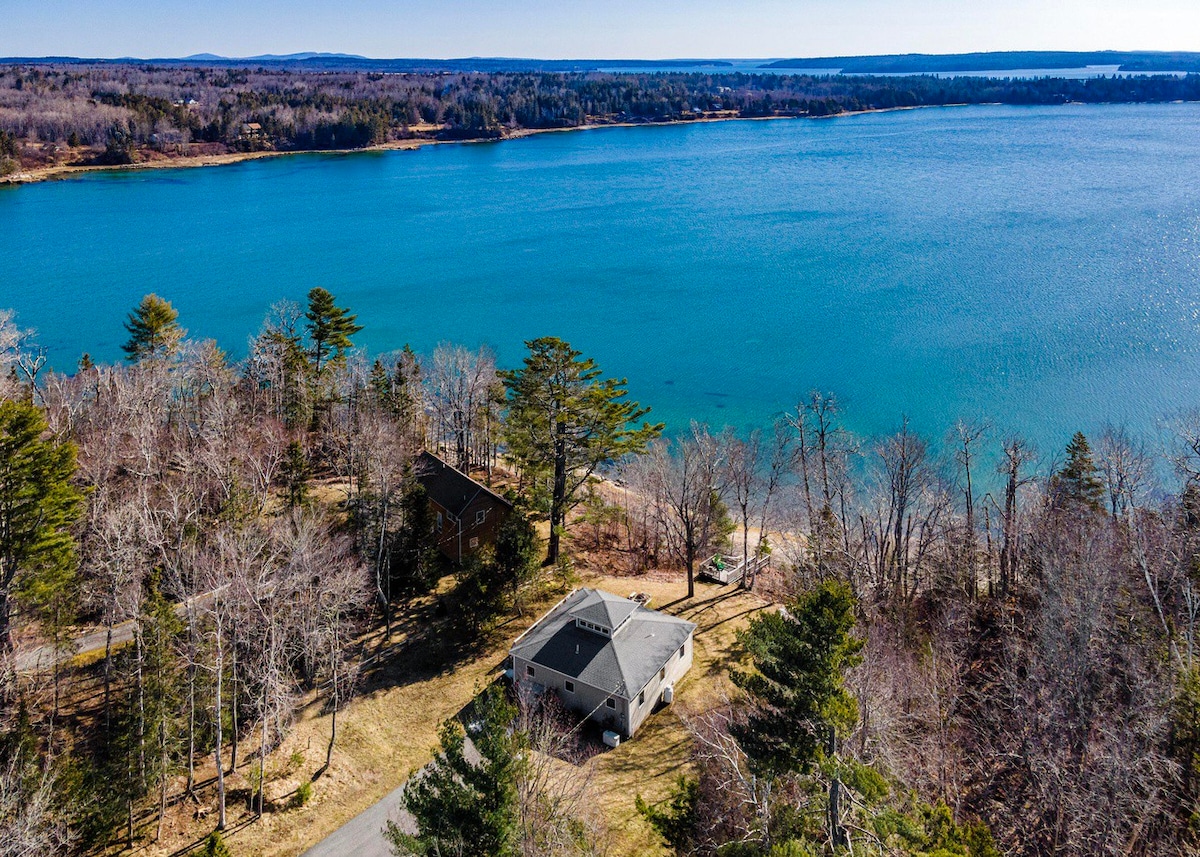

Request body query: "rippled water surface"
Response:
[4, 104, 1200, 447]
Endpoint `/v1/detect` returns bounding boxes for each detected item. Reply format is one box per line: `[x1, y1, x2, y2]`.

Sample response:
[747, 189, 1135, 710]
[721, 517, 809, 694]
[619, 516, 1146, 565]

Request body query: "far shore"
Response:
[0, 104, 969, 186]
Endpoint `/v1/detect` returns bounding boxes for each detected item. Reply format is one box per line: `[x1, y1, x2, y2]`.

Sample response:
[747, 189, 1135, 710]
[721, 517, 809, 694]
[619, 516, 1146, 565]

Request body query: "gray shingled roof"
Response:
[510, 589, 696, 700]
[568, 590, 638, 632]
[415, 451, 513, 517]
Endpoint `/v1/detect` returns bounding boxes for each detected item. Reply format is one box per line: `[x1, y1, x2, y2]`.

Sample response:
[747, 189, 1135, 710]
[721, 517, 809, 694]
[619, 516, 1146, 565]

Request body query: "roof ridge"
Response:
[418, 450, 513, 512]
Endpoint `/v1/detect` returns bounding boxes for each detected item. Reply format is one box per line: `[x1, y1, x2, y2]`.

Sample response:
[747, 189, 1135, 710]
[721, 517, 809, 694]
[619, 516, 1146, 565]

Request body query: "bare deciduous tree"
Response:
[424, 343, 498, 472]
[637, 423, 728, 599]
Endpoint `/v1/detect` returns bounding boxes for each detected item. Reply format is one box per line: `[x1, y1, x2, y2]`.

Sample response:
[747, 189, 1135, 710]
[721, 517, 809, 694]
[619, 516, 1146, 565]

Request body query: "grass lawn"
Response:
[135, 567, 771, 857]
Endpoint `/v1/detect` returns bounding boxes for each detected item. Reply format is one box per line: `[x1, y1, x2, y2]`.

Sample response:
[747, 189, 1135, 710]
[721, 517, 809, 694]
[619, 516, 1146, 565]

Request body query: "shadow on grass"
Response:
[354, 589, 496, 699]
[695, 604, 769, 637]
[166, 814, 258, 856]
[598, 715, 691, 784]
[662, 584, 746, 615]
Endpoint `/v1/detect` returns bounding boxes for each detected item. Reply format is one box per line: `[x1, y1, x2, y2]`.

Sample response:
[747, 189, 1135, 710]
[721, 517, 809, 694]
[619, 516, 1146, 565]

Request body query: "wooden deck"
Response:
[698, 553, 769, 586]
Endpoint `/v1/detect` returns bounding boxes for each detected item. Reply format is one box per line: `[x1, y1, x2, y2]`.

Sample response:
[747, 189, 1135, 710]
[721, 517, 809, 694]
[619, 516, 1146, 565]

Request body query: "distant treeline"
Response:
[2, 64, 1200, 170]
[765, 49, 1200, 73]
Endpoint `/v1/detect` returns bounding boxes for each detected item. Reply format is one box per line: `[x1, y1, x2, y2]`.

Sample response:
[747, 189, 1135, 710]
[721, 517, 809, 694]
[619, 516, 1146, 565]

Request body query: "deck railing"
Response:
[698, 553, 769, 585]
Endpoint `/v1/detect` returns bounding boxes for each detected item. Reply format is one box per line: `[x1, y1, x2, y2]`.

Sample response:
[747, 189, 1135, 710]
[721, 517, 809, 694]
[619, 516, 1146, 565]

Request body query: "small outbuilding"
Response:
[415, 451, 513, 564]
[508, 588, 696, 739]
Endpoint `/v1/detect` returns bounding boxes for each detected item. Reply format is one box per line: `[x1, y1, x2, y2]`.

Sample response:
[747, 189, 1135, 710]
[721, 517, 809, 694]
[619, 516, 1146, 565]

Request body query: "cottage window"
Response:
[527, 665, 535, 677]
[564, 681, 575, 693]
[638, 690, 645, 707]
[475, 510, 487, 525]
[660, 667, 666, 682]
[679, 642, 686, 658]
[605, 698, 616, 710]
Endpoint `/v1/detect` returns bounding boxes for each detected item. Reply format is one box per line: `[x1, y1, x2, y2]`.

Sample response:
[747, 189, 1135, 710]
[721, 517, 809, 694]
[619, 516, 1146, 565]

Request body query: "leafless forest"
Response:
[2, 63, 1199, 174]
[2, 292, 1200, 856]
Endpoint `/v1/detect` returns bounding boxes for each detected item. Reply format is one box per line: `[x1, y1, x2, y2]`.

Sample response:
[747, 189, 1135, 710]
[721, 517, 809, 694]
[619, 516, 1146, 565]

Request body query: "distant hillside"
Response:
[6, 50, 1200, 75]
[0, 54, 735, 73]
[764, 50, 1200, 73]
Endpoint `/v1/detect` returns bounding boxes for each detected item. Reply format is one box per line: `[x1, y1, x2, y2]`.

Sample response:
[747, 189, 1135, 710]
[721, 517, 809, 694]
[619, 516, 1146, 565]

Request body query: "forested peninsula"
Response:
[4, 290, 1200, 857]
[2, 63, 1200, 179]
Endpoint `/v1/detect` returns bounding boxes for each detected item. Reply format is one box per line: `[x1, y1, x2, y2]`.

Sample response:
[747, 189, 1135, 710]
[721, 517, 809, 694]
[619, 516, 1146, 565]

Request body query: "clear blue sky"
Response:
[4, 0, 1199, 59]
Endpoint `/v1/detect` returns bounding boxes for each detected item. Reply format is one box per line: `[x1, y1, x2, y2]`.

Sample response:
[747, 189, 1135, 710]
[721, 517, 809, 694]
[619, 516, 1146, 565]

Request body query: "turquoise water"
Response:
[3, 104, 1200, 448]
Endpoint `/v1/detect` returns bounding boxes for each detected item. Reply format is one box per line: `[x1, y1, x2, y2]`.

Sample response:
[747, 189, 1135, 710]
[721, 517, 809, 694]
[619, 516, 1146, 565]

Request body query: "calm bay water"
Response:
[3, 104, 1200, 450]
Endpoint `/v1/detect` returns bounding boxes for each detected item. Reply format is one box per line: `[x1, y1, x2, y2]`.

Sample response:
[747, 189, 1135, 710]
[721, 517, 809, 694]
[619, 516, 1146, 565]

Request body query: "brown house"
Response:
[415, 451, 513, 564]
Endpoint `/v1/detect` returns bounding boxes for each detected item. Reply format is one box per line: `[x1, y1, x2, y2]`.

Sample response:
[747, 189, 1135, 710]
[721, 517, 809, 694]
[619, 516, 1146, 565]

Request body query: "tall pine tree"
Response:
[502, 337, 661, 563]
[0, 400, 84, 666]
[1050, 431, 1105, 512]
[121, 294, 184, 362]
[731, 580, 863, 778]
[305, 287, 362, 375]
[731, 580, 863, 849]
[386, 685, 524, 857]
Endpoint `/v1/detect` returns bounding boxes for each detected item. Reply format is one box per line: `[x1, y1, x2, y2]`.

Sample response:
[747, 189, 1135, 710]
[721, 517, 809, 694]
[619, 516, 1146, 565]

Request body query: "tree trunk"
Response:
[158, 717, 168, 840]
[103, 624, 114, 737]
[230, 647, 239, 775]
[0, 586, 11, 676]
[827, 725, 848, 850]
[136, 625, 147, 793]
[49, 602, 61, 755]
[740, 503, 750, 588]
[548, 420, 568, 563]
[686, 539, 695, 600]
[963, 452, 977, 599]
[1001, 465, 1018, 596]
[257, 708, 267, 816]
[376, 495, 391, 640]
[186, 602, 197, 796]
[326, 655, 339, 772]
[214, 619, 226, 830]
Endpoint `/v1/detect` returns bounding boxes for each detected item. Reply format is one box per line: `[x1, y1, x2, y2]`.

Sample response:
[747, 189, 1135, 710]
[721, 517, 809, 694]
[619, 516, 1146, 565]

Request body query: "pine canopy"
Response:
[1051, 431, 1105, 512]
[305, 287, 363, 372]
[121, 293, 184, 361]
[502, 336, 662, 562]
[731, 580, 863, 779]
[0, 400, 84, 653]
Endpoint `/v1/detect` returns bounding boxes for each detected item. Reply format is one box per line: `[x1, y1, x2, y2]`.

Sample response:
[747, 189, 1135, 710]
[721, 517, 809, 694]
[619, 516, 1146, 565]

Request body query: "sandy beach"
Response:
[0, 112, 817, 185]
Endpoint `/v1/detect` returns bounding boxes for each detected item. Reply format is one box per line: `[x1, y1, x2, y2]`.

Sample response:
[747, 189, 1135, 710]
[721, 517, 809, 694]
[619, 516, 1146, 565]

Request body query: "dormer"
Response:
[568, 590, 639, 638]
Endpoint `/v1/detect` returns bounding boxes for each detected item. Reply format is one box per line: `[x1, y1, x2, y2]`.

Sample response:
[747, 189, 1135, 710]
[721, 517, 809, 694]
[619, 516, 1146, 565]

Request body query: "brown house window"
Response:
[475, 510, 487, 525]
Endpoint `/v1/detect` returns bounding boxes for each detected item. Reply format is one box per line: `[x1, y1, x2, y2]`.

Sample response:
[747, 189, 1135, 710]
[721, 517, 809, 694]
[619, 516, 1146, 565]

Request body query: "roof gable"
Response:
[415, 451, 513, 517]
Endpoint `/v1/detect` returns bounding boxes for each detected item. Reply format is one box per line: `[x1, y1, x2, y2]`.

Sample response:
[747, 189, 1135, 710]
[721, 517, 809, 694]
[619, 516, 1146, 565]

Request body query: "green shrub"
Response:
[292, 780, 313, 809]
[201, 831, 233, 857]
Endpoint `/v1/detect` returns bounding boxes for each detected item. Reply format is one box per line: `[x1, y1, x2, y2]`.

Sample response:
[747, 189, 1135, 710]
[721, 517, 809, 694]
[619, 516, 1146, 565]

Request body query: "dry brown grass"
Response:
[580, 574, 770, 855]
[130, 561, 770, 857]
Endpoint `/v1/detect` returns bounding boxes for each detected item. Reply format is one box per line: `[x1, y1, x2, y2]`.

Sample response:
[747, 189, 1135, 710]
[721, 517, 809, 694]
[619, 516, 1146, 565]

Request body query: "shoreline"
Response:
[17, 101, 1153, 187]
[0, 105, 960, 186]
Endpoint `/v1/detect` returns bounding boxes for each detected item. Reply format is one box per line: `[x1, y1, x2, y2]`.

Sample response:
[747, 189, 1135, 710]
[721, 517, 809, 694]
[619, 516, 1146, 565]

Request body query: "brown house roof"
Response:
[415, 451, 513, 518]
